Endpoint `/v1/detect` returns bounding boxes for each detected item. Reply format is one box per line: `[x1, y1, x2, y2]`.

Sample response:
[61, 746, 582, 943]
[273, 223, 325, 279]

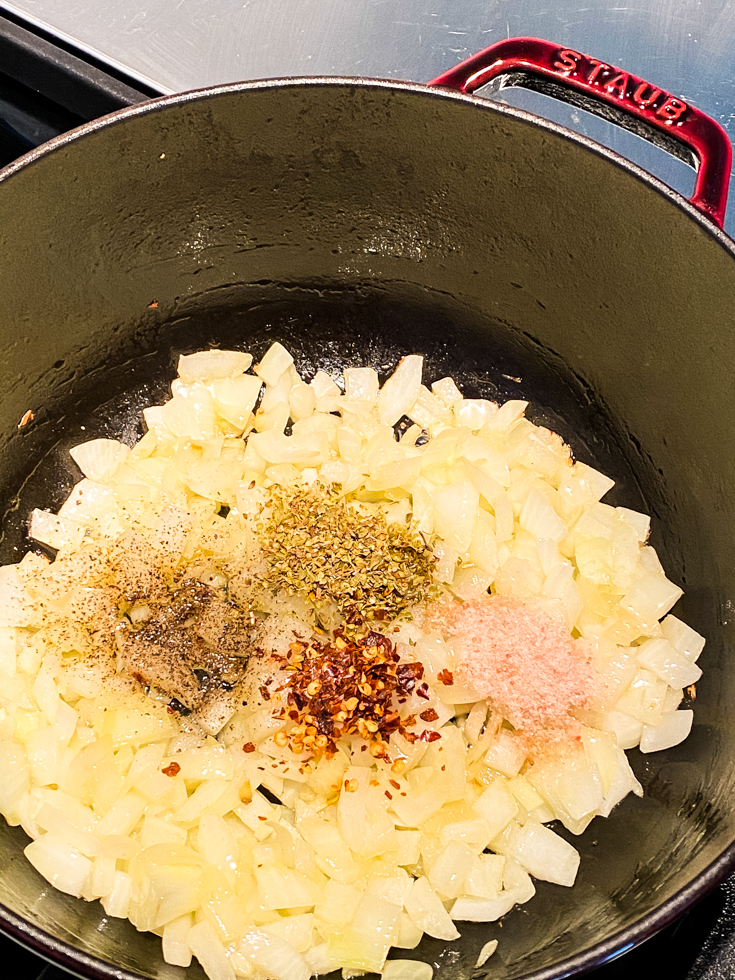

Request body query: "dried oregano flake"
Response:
[259, 483, 437, 624]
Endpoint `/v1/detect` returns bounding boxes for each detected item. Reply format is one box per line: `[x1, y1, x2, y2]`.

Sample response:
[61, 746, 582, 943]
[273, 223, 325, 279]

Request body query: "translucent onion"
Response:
[0, 342, 705, 980]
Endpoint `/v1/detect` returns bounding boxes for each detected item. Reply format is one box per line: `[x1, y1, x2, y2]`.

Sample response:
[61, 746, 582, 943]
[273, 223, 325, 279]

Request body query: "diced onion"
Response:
[381, 960, 434, 980]
[25, 834, 93, 897]
[640, 709, 694, 754]
[70, 439, 130, 482]
[0, 343, 704, 980]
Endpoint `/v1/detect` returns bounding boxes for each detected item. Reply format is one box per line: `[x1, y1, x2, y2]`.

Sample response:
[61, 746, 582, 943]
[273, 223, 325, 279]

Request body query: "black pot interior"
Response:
[2, 79, 735, 980]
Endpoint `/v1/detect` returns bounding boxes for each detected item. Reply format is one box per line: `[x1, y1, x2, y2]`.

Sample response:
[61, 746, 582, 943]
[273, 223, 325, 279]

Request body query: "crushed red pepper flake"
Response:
[277, 629, 428, 757]
[18, 409, 34, 428]
[243, 742, 256, 753]
[161, 762, 180, 777]
[420, 707, 439, 722]
[437, 669, 454, 685]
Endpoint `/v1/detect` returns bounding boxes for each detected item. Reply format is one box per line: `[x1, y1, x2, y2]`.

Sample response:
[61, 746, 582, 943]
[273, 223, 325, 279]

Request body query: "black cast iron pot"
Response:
[1, 35, 735, 980]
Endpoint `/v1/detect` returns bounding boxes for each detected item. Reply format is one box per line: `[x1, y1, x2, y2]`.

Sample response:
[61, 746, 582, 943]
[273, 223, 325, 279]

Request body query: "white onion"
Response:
[475, 939, 498, 967]
[29, 509, 85, 552]
[640, 709, 694, 754]
[636, 638, 702, 689]
[462, 853, 505, 900]
[504, 820, 580, 887]
[451, 891, 519, 923]
[162, 913, 194, 967]
[178, 349, 253, 382]
[0, 740, 30, 823]
[661, 614, 706, 661]
[431, 479, 478, 553]
[377, 355, 424, 427]
[328, 894, 402, 972]
[25, 834, 93, 897]
[427, 839, 476, 898]
[454, 399, 497, 430]
[431, 377, 462, 406]
[188, 920, 236, 980]
[70, 439, 130, 482]
[212, 374, 263, 428]
[255, 342, 294, 387]
[621, 568, 683, 622]
[381, 960, 433, 980]
[472, 778, 519, 838]
[160, 384, 218, 443]
[0, 343, 704, 980]
[0, 566, 38, 628]
[405, 877, 460, 941]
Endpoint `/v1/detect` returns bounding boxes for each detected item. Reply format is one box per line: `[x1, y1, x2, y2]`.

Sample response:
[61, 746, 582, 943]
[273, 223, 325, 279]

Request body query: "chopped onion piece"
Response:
[636, 638, 702, 689]
[661, 615, 706, 662]
[163, 913, 194, 967]
[0, 566, 36, 628]
[211, 374, 263, 428]
[451, 891, 520, 923]
[178, 349, 252, 382]
[70, 438, 130, 482]
[344, 367, 379, 407]
[431, 376, 463, 406]
[255, 342, 294, 386]
[30, 510, 85, 552]
[621, 569, 683, 622]
[377, 355, 424, 427]
[381, 960, 433, 980]
[475, 940, 499, 968]
[25, 834, 93, 897]
[640, 709, 694, 754]
[188, 920, 236, 980]
[405, 876, 460, 941]
[504, 820, 580, 886]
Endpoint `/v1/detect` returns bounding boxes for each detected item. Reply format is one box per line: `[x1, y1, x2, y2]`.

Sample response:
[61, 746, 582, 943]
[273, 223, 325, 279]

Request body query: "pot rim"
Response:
[2, 71, 735, 980]
[1, 73, 735, 259]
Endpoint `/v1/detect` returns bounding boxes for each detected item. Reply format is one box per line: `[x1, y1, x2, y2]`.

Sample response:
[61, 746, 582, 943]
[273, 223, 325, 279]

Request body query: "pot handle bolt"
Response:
[429, 36, 732, 229]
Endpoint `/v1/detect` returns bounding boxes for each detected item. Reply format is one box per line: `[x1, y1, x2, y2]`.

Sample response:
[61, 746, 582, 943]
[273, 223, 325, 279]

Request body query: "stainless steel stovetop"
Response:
[2, 1, 735, 977]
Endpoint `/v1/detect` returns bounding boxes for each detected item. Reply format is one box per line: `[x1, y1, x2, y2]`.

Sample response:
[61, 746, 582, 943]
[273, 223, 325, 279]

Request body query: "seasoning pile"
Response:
[0, 343, 704, 980]
[261, 483, 437, 623]
[275, 630, 426, 757]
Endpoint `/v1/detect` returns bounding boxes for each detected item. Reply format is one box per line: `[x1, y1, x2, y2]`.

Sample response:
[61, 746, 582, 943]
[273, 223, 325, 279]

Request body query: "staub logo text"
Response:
[552, 48, 688, 123]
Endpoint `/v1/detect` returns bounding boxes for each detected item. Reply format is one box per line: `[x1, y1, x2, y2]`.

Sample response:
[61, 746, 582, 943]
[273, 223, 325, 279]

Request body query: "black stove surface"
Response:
[3, 11, 735, 980]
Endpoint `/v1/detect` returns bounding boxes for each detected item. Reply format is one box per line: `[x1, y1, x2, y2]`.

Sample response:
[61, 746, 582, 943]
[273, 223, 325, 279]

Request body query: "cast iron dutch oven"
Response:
[1, 36, 734, 980]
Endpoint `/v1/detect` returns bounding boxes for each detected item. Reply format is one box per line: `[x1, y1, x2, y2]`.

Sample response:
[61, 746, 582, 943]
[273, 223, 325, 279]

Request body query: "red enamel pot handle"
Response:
[429, 36, 732, 228]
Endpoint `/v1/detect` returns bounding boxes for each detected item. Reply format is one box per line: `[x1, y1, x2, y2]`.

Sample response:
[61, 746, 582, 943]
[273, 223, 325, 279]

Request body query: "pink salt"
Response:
[439, 594, 595, 735]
